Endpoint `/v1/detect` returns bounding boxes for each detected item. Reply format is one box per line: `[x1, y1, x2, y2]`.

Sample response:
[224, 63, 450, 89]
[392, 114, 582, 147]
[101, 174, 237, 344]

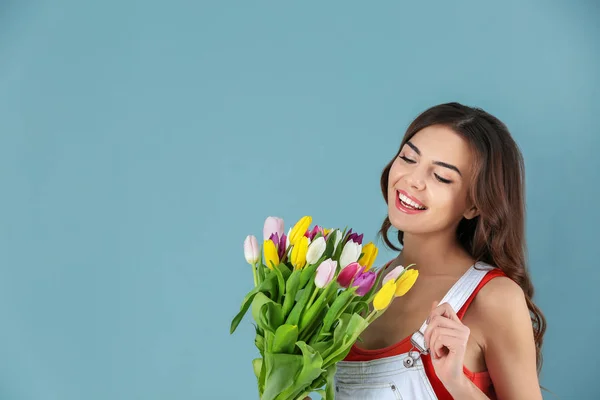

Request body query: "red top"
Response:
[344, 264, 507, 399]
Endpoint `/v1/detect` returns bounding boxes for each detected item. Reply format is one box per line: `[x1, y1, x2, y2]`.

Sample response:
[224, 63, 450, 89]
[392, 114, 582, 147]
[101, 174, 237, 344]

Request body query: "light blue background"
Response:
[1, 1, 598, 399]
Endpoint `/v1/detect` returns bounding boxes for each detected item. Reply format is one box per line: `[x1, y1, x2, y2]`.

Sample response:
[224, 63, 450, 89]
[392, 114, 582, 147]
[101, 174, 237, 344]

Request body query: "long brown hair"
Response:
[378, 102, 547, 375]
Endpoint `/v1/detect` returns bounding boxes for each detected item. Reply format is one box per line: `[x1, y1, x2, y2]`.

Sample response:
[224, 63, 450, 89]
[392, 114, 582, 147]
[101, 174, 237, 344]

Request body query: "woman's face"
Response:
[387, 124, 478, 236]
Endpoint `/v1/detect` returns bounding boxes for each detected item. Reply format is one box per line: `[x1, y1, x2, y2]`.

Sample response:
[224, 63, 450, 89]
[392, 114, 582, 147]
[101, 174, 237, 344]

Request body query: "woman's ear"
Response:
[463, 205, 480, 220]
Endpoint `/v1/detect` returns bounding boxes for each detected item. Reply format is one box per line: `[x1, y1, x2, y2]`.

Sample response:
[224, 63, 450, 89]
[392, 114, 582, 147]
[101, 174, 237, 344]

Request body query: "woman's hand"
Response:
[423, 301, 471, 392]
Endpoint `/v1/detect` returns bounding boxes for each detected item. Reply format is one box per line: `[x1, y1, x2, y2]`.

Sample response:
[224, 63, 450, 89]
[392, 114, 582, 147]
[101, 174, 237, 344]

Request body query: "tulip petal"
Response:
[395, 269, 419, 296]
[382, 265, 404, 285]
[373, 279, 397, 311]
[263, 239, 280, 270]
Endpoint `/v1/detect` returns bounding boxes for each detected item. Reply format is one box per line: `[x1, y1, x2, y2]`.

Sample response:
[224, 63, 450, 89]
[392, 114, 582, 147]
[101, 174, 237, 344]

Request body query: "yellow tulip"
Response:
[395, 269, 419, 296]
[263, 239, 280, 270]
[289, 216, 312, 246]
[323, 228, 332, 236]
[373, 279, 397, 311]
[358, 242, 378, 271]
[290, 236, 309, 270]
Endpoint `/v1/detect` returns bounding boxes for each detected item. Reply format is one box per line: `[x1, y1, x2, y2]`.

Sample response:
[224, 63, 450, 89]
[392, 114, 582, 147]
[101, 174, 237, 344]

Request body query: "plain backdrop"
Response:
[1, 1, 598, 399]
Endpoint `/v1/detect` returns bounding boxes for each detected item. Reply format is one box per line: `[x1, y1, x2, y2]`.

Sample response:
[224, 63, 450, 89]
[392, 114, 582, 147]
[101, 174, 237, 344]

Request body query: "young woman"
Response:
[313, 103, 546, 399]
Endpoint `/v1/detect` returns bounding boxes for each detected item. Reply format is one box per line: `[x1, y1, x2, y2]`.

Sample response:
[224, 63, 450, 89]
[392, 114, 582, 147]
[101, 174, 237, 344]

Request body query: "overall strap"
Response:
[410, 262, 495, 354]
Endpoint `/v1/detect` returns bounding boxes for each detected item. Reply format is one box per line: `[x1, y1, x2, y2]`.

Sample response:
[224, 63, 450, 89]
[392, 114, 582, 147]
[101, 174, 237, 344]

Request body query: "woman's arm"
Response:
[466, 277, 543, 400]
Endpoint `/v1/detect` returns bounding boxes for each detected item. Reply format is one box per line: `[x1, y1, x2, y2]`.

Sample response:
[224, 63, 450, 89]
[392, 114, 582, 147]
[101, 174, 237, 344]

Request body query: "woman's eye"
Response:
[399, 155, 416, 164]
[435, 173, 452, 184]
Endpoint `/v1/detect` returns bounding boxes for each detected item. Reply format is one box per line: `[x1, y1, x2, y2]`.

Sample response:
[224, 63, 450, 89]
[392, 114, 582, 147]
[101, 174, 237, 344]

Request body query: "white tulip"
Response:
[339, 241, 362, 268]
[306, 236, 326, 265]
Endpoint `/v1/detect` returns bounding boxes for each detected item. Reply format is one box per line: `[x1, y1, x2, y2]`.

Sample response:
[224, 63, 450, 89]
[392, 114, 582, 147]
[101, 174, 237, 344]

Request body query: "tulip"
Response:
[358, 242, 378, 271]
[286, 227, 292, 249]
[395, 269, 419, 296]
[244, 235, 259, 286]
[330, 229, 343, 253]
[352, 270, 377, 296]
[373, 279, 397, 311]
[345, 229, 363, 245]
[289, 216, 312, 246]
[263, 216, 284, 242]
[315, 258, 337, 288]
[263, 239, 280, 270]
[306, 236, 326, 265]
[290, 236, 309, 270]
[243, 235, 259, 264]
[269, 232, 287, 261]
[339, 241, 362, 268]
[306, 225, 320, 241]
[382, 265, 404, 285]
[337, 262, 362, 288]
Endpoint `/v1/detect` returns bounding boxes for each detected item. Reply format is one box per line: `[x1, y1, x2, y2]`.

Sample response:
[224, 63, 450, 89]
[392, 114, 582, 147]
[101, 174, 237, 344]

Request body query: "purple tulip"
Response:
[269, 232, 287, 261]
[306, 225, 327, 241]
[352, 270, 377, 296]
[346, 231, 363, 245]
[337, 262, 362, 288]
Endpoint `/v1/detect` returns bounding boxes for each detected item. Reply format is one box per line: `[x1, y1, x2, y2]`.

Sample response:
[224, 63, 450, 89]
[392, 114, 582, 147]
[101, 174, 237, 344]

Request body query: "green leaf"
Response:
[322, 231, 337, 259]
[257, 272, 278, 301]
[255, 333, 264, 352]
[320, 286, 356, 334]
[272, 263, 286, 304]
[332, 226, 349, 261]
[252, 357, 262, 380]
[261, 353, 299, 400]
[273, 341, 325, 400]
[260, 302, 284, 335]
[299, 282, 337, 335]
[272, 324, 298, 354]
[299, 262, 320, 289]
[348, 300, 369, 317]
[333, 313, 352, 344]
[282, 270, 302, 318]
[285, 279, 315, 326]
[299, 307, 327, 343]
[278, 262, 292, 279]
[252, 292, 284, 335]
[310, 340, 333, 355]
[229, 286, 260, 334]
[322, 313, 369, 368]
[324, 365, 337, 399]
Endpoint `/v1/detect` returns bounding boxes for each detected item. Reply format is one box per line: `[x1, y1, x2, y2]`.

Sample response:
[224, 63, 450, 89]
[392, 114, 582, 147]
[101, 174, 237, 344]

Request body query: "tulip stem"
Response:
[306, 286, 319, 310]
[251, 263, 258, 287]
[366, 309, 380, 323]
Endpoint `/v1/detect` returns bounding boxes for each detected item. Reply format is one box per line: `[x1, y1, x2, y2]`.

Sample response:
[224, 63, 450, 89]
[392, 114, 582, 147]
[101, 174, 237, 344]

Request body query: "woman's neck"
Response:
[396, 231, 474, 277]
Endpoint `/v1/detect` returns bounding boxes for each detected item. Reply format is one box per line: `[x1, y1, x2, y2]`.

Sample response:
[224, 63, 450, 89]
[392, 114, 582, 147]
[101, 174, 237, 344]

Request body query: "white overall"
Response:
[333, 262, 495, 400]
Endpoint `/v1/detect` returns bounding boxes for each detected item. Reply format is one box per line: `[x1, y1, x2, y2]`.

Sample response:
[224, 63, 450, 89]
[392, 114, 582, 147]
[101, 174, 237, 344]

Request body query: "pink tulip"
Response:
[263, 217, 284, 242]
[243, 235, 259, 264]
[352, 270, 377, 296]
[315, 259, 337, 288]
[337, 262, 362, 288]
[382, 265, 404, 285]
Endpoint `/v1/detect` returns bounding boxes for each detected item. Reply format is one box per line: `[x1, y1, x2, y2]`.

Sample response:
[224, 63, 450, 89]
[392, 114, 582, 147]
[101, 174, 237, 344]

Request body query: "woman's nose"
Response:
[405, 171, 426, 190]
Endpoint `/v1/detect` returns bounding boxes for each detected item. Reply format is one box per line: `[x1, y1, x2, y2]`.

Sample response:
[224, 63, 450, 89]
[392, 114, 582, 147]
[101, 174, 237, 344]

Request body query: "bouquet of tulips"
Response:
[230, 216, 419, 400]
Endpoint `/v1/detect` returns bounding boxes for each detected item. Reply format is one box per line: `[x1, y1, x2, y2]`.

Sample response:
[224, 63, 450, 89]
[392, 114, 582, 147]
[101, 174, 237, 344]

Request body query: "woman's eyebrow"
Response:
[406, 141, 462, 176]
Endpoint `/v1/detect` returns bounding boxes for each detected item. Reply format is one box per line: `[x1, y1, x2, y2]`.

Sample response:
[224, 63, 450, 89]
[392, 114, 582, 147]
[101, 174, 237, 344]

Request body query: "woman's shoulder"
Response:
[469, 266, 531, 343]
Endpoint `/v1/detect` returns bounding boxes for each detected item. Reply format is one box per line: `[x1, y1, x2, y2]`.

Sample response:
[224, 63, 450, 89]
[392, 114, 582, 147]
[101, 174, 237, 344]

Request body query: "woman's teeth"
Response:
[398, 193, 426, 210]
